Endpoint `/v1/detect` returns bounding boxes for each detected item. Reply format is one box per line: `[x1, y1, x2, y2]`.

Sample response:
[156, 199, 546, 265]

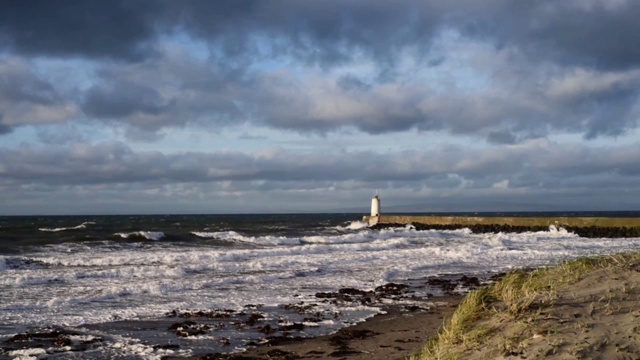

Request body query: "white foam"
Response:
[3, 226, 640, 348]
[115, 231, 165, 241]
[191, 230, 297, 245]
[6, 347, 46, 359]
[39, 221, 95, 232]
[335, 220, 369, 231]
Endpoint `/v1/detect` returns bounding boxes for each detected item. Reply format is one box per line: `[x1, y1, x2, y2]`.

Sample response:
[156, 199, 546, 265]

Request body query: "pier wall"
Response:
[363, 215, 640, 228]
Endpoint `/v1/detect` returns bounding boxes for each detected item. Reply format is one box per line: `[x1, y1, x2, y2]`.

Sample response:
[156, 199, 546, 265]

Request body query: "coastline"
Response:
[156, 275, 484, 360]
[163, 250, 640, 360]
[166, 297, 461, 360]
[1, 275, 479, 360]
[5, 216, 640, 360]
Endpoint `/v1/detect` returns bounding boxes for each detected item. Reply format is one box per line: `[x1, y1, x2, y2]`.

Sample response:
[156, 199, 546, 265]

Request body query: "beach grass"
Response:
[409, 251, 640, 360]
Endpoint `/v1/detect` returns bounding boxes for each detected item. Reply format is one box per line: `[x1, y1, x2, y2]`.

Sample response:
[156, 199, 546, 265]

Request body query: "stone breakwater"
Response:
[370, 223, 640, 238]
[364, 215, 640, 238]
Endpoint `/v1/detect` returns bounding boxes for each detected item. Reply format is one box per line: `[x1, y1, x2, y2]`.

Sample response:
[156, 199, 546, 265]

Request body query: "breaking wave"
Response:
[115, 231, 165, 241]
[39, 221, 95, 232]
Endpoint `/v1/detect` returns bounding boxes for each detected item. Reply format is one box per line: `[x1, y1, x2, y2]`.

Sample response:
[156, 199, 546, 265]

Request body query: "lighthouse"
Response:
[370, 192, 380, 217]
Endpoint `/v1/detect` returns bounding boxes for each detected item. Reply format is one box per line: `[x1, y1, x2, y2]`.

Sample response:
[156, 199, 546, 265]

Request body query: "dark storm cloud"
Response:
[1, 0, 639, 141]
[0, 1, 161, 60]
[3, 1, 638, 70]
[0, 0, 441, 68]
[458, 0, 640, 70]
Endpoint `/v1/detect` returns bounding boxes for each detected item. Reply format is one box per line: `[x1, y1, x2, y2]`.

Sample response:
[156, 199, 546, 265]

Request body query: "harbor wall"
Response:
[363, 215, 640, 228]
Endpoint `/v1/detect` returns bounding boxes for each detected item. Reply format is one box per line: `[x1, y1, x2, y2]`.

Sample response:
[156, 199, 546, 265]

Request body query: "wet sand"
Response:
[166, 296, 461, 360]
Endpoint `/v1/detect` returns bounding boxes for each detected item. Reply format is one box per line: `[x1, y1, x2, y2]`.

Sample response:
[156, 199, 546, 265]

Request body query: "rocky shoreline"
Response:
[371, 223, 640, 238]
[1, 275, 491, 360]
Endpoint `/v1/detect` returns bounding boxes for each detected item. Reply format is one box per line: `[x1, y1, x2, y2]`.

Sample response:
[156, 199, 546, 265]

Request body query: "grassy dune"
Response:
[410, 251, 640, 359]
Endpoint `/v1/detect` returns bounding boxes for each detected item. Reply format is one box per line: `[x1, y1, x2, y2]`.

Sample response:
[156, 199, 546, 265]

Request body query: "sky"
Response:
[1, 0, 640, 215]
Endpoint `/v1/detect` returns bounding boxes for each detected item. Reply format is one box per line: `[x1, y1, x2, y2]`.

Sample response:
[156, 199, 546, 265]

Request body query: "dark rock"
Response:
[282, 302, 318, 314]
[169, 320, 196, 330]
[427, 278, 451, 286]
[169, 321, 211, 337]
[258, 324, 277, 334]
[53, 334, 72, 347]
[427, 278, 457, 293]
[278, 322, 304, 331]
[338, 288, 371, 296]
[153, 344, 180, 350]
[459, 275, 481, 287]
[315, 292, 337, 298]
[375, 283, 409, 295]
[405, 305, 429, 312]
[167, 309, 235, 319]
[266, 349, 301, 359]
[5, 333, 31, 343]
[243, 304, 263, 310]
[246, 313, 265, 326]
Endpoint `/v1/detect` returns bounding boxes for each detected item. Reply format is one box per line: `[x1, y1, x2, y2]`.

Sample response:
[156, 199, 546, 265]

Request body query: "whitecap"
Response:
[115, 231, 165, 241]
[192, 230, 245, 241]
[39, 221, 95, 232]
[335, 220, 369, 231]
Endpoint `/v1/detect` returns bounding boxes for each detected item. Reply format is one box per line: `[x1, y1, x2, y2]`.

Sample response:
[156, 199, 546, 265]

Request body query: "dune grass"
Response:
[409, 251, 640, 360]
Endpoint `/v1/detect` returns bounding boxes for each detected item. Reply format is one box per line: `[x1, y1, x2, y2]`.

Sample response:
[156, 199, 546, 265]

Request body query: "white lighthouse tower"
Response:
[366, 191, 381, 226]
[370, 191, 380, 217]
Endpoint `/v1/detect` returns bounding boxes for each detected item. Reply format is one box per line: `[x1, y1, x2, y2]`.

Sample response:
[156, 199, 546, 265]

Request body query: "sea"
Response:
[2, 212, 640, 359]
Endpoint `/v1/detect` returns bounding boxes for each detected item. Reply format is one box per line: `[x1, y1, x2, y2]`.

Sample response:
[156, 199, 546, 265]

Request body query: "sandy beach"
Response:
[413, 251, 640, 359]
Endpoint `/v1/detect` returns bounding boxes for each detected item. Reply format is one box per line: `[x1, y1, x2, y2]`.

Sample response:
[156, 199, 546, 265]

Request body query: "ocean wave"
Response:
[191, 230, 245, 241]
[191, 231, 298, 246]
[115, 231, 165, 241]
[39, 221, 95, 232]
[335, 220, 369, 231]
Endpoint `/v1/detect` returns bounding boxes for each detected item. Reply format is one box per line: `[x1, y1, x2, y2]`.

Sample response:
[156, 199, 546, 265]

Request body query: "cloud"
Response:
[2, 1, 638, 71]
[0, 1, 639, 141]
[2, 139, 640, 214]
[1, 139, 639, 186]
[0, 121, 11, 135]
[0, 1, 161, 60]
[83, 81, 169, 119]
[0, 58, 79, 130]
